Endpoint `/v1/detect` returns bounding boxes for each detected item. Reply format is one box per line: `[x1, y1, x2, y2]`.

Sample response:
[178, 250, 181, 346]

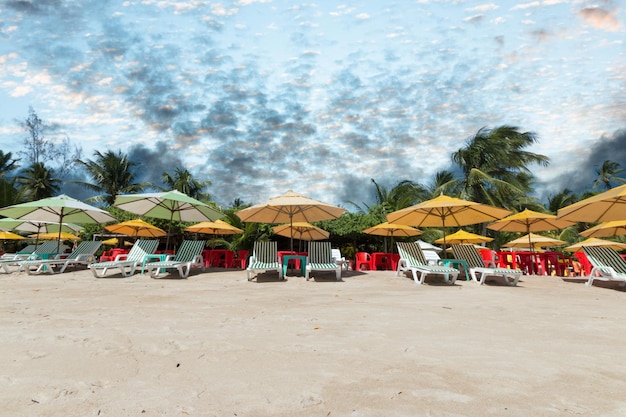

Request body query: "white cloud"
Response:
[356, 13, 370, 20]
[511, 2, 541, 10]
[467, 3, 499, 12]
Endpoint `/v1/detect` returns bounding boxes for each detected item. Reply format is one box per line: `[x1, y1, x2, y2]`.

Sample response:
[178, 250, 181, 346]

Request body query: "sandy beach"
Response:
[2, 266, 626, 417]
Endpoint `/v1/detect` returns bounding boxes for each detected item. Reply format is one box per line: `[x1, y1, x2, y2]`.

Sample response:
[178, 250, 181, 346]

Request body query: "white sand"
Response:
[2, 267, 626, 417]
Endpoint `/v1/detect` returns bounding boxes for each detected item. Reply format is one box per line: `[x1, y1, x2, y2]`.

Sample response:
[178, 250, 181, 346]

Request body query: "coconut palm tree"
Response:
[0, 151, 19, 178]
[161, 168, 211, 201]
[452, 125, 549, 209]
[593, 160, 625, 190]
[74, 150, 146, 206]
[16, 162, 60, 200]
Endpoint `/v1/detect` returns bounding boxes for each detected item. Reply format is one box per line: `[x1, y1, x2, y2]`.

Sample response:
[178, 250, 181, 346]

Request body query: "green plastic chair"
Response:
[246, 241, 282, 281]
[306, 241, 341, 281]
[582, 246, 626, 287]
[89, 240, 158, 278]
[21, 241, 103, 274]
[451, 244, 522, 286]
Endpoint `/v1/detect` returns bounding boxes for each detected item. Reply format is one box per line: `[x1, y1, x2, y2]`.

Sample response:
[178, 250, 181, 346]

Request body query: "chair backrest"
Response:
[582, 246, 626, 275]
[126, 240, 159, 261]
[396, 242, 428, 266]
[451, 244, 485, 268]
[309, 241, 333, 263]
[422, 249, 441, 265]
[253, 241, 278, 263]
[34, 241, 66, 255]
[331, 248, 344, 261]
[17, 244, 37, 254]
[66, 241, 102, 260]
[173, 240, 206, 262]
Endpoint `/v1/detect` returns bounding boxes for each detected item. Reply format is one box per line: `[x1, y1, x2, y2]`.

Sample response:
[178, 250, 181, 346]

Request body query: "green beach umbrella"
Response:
[113, 190, 223, 250]
[0, 194, 116, 252]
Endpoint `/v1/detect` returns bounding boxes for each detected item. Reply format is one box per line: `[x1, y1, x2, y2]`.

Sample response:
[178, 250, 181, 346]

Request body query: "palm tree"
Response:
[452, 125, 549, 209]
[74, 150, 146, 206]
[547, 188, 578, 213]
[16, 162, 61, 200]
[161, 168, 211, 200]
[593, 160, 625, 190]
[0, 151, 19, 178]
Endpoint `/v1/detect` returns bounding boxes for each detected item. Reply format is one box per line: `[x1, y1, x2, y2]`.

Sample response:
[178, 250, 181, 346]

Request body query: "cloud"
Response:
[577, 6, 622, 32]
[467, 3, 500, 12]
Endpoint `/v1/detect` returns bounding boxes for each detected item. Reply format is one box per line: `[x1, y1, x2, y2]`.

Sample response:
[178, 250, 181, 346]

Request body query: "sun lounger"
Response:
[21, 241, 103, 275]
[1, 241, 67, 273]
[306, 241, 341, 281]
[146, 240, 206, 279]
[247, 241, 282, 281]
[582, 246, 626, 287]
[88, 240, 158, 278]
[451, 244, 522, 286]
[396, 241, 459, 285]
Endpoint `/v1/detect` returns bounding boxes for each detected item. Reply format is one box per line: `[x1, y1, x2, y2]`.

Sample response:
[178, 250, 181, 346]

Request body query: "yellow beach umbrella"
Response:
[185, 219, 243, 235]
[503, 233, 566, 249]
[0, 231, 26, 240]
[580, 220, 626, 238]
[236, 190, 345, 251]
[434, 229, 493, 245]
[387, 194, 510, 253]
[273, 222, 329, 241]
[363, 222, 422, 237]
[557, 183, 626, 223]
[565, 237, 626, 252]
[30, 231, 81, 240]
[105, 219, 167, 238]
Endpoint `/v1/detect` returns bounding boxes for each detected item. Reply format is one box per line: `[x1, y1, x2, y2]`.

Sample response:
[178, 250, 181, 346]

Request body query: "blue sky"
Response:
[0, 0, 624, 209]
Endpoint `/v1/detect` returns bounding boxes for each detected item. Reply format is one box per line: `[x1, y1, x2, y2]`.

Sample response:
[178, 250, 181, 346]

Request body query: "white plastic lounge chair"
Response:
[2, 241, 66, 273]
[88, 240, 158, 278]
[582, 246, 626, 287]
[451, 244, 522, 286]
[146, 240, 206, 279]
[307, 242, 342, 281]
[246, 241, 283, 281]
[396, 242, 459, 285]
[21, 241, 102, 275]
[331, 248, 349, 271]
[1, 244, 37, 260]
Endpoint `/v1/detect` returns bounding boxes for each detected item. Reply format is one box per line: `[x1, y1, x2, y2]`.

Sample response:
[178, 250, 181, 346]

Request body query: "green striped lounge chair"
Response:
[146, 240, 206, 279]
[89, 239, 159, 278]
[10, 241, 68, 273]
[582, 246, 626, 288]
[21, 241, 103, 275]
[306, 241, 341, 281]
[451, 244, 522, 286]
[396, 242, 459, 285]
[247, 241, 282, 281]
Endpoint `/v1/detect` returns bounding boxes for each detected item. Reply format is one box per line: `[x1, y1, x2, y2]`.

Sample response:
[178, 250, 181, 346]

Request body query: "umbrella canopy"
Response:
[105, 219, 167, 238]
[580, 220, 626, 238]
[503, 233, 567, 249]
[101, 238, 134, 246]
[184, 220, 243, 235]
[236, 190, 345, 251]
[387, 194, 511, 253]
[0, 218, 83, 234]
[362, 222, 422, 237]
[565, 237, 626, 252]
[488, 209, 575, 233]
[273, 222, 329, 241]
[434, 229, 493, 245]
[488, 208, 574, 254]
[0, 231, 26, 240]
[29, 231, 81, 241]
[0, 194, 116, 252]
[114, 190, 223, 249]
[557, 183, 626, 223]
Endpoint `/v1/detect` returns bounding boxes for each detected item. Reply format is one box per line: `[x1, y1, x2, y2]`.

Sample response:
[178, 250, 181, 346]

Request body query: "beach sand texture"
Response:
[2, 268, 626, 417]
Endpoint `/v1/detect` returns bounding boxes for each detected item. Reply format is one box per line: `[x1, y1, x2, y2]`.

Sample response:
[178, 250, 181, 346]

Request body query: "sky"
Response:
[0, 0, 625, 210]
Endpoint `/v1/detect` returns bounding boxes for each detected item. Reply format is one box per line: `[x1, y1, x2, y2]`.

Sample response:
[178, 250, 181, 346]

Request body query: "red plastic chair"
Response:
[232, 250, 249, 269]
[574, 251, 593, 276]
[355, 252, 372, 271]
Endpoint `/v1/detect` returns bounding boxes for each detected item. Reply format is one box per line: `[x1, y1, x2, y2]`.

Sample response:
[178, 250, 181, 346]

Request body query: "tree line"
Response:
[1, 107, 624, 255]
